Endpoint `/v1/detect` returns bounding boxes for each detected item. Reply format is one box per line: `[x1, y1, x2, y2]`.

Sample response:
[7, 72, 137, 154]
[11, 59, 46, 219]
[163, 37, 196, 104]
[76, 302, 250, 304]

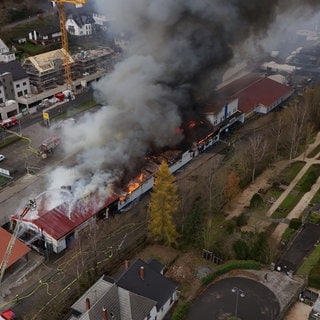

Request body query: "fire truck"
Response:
[39, 136, 61, 158]
[0, 117, 18, 129]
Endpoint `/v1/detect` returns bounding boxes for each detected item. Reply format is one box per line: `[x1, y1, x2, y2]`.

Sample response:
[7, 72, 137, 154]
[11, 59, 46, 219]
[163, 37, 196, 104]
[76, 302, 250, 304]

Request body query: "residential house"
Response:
[69, 259, 178, 320]
[28, 25, 61, 46]
[66, 13, 96, 37]
[0, 39, 15, 63]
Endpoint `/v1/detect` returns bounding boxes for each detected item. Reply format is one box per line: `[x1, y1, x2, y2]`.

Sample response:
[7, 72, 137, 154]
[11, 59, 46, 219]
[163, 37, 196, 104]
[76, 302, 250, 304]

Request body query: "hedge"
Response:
[201, 260, 261, 285]
[172, 302, 191, 320]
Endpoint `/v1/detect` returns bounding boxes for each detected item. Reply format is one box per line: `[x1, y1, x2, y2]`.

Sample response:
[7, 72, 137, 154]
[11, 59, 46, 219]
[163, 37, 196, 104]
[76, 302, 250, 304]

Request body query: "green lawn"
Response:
[307, 144, 320, 158]
[279, 161, 306, 185]
[281, 227, 296, 245]
[296, 244, 320, 276]
[272, 164, 320, 219]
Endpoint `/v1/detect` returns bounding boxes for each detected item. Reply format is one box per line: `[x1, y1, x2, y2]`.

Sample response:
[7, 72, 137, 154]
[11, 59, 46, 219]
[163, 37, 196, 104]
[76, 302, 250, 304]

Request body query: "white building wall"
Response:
[146, 306, 158, 320]
[205, 98, 238, 126]
[0, 100, 19, 120]
[156, 293, 178, 320]
[14, 77, 31, 98]
[0, 84, 6, 104]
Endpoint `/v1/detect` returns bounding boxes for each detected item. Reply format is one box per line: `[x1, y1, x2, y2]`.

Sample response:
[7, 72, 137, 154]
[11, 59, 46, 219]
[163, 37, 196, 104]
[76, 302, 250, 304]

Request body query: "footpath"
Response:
[225, 131, 320, 243]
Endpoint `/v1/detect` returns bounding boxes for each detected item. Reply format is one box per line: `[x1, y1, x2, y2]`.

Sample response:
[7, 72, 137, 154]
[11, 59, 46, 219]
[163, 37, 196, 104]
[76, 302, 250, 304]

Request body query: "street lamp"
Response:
[232, 287, 245, 319]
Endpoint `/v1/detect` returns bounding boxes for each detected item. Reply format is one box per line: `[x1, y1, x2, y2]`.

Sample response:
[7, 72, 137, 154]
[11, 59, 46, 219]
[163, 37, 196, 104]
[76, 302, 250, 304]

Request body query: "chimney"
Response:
[102, 307, 108, 320]
[140, 266, 145, 280]
[85, 297, 91, 310]
[125, 260, 129, 269]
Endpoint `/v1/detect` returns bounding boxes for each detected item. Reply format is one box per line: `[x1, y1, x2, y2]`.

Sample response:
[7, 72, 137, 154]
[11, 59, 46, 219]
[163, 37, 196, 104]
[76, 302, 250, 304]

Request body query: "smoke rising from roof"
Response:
[47, 0, 320, 201]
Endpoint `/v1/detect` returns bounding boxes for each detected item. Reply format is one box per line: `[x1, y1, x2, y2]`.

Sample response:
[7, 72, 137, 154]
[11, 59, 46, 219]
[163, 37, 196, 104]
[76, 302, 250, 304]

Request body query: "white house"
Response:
[0, 38, 15, 63]
[69, 259, 179, 320]
[66, 14, 96, 36]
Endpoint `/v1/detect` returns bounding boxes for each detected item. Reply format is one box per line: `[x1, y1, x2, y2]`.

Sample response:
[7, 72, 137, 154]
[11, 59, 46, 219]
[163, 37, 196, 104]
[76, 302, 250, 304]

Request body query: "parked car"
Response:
[0, 155, 5, 162]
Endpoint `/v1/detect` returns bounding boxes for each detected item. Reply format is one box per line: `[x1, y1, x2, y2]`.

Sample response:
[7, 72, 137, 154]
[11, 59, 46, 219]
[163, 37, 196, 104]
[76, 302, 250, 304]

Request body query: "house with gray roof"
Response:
[69, 259, 178, 320]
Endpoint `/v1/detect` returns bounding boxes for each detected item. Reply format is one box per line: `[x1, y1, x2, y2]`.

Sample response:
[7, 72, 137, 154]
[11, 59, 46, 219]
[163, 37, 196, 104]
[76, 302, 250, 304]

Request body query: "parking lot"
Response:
[185, 276, 281, 320]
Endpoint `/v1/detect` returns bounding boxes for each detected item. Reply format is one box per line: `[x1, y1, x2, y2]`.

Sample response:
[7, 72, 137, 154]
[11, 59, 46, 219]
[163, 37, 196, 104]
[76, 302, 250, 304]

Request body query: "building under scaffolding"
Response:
[22, 47, 117, 93]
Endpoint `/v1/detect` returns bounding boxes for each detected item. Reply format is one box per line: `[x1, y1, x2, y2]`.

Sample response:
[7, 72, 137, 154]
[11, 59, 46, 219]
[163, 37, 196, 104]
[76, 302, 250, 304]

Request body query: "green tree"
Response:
[148, 161, 180, 246]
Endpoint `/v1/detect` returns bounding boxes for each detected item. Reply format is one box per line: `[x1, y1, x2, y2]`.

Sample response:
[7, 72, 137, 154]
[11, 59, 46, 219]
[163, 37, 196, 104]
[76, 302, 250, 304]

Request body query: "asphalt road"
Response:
[0, 90, 95, 181]
[185, 277, 280, 320]
[276, 222, 320, 273]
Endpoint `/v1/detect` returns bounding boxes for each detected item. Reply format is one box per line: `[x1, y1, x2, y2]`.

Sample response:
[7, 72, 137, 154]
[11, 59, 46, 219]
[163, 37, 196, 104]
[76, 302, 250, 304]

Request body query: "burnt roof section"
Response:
[0, 60, 29, 81]
[116, 258, 177, 310]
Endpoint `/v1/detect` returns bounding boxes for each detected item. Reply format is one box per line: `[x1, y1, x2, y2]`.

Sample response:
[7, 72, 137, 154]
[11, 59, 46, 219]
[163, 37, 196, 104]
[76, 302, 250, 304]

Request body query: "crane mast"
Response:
[51, 0, 87, 87]
[0, 200, 36, 283]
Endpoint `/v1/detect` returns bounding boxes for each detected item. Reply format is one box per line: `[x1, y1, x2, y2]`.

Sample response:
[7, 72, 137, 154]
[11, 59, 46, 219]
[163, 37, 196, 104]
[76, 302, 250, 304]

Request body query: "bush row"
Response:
[201, 260, 261, 285]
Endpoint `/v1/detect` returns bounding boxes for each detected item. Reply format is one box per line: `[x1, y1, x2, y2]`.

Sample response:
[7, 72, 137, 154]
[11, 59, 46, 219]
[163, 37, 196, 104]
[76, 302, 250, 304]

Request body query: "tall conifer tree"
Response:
[148, 161, 180, 246]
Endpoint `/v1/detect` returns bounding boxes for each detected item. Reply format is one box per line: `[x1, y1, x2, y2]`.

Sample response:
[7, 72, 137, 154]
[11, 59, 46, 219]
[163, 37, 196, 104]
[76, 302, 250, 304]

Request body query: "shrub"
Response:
[250, 193, 263, 208]
[224, 219, 236, 234]
[289, 218, 302, 230]
[233, 213, 248, 227]
[172, 302, 191, 320]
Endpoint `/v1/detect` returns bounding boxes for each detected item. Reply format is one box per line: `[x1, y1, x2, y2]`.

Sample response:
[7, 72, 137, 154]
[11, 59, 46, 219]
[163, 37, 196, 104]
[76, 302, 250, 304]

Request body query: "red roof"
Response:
[233, 77, 293, 113]
[18, 193, 119, 240]
[202, 74, 293, 114]
[0, 228, 30, 270]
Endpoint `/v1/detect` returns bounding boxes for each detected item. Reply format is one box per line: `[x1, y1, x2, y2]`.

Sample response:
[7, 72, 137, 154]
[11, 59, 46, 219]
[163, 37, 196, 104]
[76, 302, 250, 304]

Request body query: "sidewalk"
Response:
[225, 131, 320, 243]
[270, 132, 320, 242]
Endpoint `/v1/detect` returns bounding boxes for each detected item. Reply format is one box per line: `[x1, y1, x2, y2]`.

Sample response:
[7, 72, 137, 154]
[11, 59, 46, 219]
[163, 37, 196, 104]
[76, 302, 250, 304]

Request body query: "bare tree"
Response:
[248, 132, 268, 183]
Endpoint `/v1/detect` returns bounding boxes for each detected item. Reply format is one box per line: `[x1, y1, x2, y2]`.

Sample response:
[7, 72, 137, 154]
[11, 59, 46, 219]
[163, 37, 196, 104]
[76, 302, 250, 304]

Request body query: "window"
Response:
[16, 84, 20, 88]
[0, 98, 3, 103]
[24, 89, 28, 95]
[23, 82, 26, 86]
[17, 91, 23, 97]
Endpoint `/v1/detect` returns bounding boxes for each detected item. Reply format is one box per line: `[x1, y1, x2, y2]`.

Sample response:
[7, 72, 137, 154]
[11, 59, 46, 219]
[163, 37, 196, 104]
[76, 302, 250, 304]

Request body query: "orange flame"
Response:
[120, 173, 145, 201]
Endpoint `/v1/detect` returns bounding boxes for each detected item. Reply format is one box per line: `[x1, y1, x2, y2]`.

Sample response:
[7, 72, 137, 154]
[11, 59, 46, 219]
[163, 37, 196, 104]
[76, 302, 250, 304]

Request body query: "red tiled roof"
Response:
[0, 228, 31, 269]
[202, 74, 293, 114]
[17, 193, 119, 240]
[233, 77, 293, 113]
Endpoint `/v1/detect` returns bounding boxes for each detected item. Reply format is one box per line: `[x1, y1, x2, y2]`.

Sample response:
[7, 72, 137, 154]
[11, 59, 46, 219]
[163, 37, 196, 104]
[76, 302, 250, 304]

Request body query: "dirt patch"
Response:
[136, 245, 204, 299]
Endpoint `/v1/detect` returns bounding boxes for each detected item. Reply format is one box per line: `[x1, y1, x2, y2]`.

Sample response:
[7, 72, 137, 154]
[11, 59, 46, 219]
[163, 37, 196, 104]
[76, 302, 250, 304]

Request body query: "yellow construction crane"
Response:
[51, 0, 87, 87]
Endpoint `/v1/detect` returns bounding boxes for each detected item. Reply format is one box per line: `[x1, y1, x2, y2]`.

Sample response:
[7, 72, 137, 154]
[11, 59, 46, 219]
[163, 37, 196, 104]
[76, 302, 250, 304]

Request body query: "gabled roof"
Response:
[116, 259, 177, 310]
[0, 60, 28, 81]
[16, 192, 119, 240]
[25, 49, 74, 73]
[0, 227, 30, 270]
[71, 274, 156, 320]
[233, 77, 293, 113]
[70, 14, 95, 28]
[202, 74, 293, 115]
[31, 24, 60, 36]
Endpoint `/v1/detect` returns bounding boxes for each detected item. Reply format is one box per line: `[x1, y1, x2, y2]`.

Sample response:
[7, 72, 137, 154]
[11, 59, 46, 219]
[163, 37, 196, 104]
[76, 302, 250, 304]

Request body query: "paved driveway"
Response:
[185, 277, 280, 320]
